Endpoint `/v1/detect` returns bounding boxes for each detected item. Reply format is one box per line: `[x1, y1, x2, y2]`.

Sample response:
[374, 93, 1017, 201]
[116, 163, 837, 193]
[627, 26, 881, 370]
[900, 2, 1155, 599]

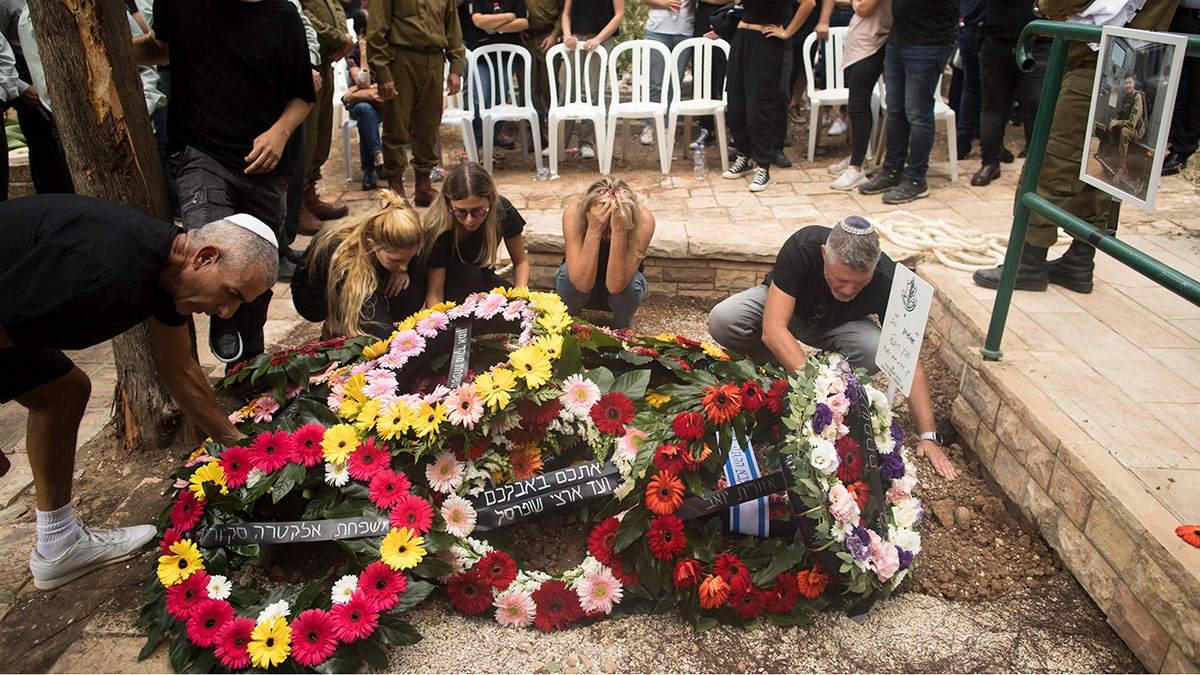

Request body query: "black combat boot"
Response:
[972, 242, 1050, 291]
[1047, 239, 1097, 294]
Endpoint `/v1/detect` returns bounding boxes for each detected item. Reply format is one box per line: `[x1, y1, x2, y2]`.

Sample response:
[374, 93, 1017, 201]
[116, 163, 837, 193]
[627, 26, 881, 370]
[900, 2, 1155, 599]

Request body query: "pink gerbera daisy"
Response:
[290, 424, 327, 466]
[214, 616, 255, 670]
[289, 609, 338, 667]
[493, 587, 536, 628]
[249, 430, 293, 473]
[389, 329, 426, 358]
[425, 451, 464, 493]
[329, 593, 379, 642]
[347, 438, 389, 481]
[559, 374, 601, 417]
[357, 560, 408, 612]
[389, 494, 434, 534]
[165, 570, 210, 620]
[440, 495, 478, 538]
[363, 371, 398, 400]
[369, 470, 412, 509]
[416, 313, 450, 337]
[475, 292, 507, 319]
[576, 566, 623, 615]
[251, 395, 279, 423]
[185, 598, 235, 648]
[170, 490, 205, 532]
[444, 383, 484, 429]
[218, 445, 254, 488]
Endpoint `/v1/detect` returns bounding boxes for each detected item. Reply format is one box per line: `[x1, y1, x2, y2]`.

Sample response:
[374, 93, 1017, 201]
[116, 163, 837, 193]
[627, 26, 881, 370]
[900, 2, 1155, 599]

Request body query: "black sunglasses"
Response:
[451, 206, 490, 220]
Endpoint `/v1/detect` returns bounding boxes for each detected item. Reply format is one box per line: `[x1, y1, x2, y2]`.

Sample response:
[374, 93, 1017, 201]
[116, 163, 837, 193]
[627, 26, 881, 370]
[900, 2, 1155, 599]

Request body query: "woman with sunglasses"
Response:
[554, 177, 656, 330]
[291, 189, 426, 339]
[422, 161, 530, 305]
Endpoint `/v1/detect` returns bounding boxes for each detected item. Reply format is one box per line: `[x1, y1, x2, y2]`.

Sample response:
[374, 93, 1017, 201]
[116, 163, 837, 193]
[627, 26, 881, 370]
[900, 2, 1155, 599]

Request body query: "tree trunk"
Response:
[27, 0, 184, 450]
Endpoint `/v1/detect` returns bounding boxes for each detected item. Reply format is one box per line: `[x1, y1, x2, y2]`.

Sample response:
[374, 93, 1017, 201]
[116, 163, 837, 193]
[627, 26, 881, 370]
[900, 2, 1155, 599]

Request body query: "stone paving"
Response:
[2, 127, 1198, 671]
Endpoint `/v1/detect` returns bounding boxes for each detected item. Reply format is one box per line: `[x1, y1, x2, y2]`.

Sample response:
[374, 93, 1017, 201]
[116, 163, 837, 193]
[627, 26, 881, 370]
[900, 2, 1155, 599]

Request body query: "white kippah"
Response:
[223, 213, 278, 248]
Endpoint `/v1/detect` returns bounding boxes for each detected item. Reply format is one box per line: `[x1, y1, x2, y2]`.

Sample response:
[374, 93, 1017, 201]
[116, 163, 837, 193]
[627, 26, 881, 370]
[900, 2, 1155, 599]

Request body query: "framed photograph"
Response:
[1081, 26, 1188, 211]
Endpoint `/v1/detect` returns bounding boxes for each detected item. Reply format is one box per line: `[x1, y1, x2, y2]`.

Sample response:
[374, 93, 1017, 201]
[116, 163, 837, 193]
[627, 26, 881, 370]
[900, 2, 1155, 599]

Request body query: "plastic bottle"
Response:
[537, 166, 550, 181]
[693, 143, 706, 181]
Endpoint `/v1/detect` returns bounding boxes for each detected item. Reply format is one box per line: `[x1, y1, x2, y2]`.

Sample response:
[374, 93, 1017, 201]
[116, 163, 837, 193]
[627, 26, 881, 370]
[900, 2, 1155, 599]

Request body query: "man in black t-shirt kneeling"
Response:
[708, 216, 957, 481]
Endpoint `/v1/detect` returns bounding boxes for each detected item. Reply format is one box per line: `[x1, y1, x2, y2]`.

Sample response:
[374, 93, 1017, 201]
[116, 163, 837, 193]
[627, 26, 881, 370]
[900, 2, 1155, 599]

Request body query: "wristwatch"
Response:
[918, 431, 943, 445]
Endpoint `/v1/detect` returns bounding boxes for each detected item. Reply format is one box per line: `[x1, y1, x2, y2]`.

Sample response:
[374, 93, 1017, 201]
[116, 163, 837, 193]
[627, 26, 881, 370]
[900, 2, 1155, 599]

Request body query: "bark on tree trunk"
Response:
[26, 0, 185, 450]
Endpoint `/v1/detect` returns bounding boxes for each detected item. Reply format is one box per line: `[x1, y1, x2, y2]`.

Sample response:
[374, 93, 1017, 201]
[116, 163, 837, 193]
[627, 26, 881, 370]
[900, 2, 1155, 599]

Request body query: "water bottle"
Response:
[537, 166, 550, 181]
[693, 143, 706, 181]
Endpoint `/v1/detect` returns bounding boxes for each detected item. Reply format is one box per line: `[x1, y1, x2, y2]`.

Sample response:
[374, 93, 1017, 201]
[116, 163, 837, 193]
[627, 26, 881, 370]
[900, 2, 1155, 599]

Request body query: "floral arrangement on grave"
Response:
[138, 288, 926, 672]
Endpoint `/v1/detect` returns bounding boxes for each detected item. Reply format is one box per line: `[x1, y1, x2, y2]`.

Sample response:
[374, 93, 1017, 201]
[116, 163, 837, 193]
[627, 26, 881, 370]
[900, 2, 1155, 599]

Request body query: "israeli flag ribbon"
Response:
[722, 434, 769, 538]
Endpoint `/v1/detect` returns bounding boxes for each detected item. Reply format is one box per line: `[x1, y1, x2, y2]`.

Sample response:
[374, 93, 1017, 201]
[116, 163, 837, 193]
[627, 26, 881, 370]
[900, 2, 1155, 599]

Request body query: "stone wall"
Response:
[527, 251, 772, 300]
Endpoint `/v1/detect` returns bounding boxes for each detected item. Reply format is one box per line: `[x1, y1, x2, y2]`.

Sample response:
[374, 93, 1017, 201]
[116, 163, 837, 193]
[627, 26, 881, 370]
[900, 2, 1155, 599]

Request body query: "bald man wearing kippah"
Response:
[0, 194, 275, 590]
[708, 216, 957, 480]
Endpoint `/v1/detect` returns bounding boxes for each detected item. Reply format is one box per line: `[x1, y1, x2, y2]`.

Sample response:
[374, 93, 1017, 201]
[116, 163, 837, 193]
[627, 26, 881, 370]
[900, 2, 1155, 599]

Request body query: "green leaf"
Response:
[375, 615, 423, 646]
[694, 616, 719, 633]
[356, 637, 390, 670]
[555, 334, 584, 378]
[271, 463, 308, 504]
[181, 650, 216, 674]
[167, 625, 196, 672]
[412, 556, 455, 579]
[612, 368, 651, 400]
[614, 506, 650, 553]
[297, 397, 341, 426]
[395, 580, 437, 611]
[314, 650, 363, 674]
[587, 367, 616, 392]
[242, 471, 280, 505]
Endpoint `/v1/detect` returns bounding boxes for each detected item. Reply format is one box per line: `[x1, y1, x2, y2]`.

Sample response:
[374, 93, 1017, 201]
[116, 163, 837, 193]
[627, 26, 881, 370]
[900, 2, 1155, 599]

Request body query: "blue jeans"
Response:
[554, 262, 648, 330]
[883, 42, 955, 182]
[644, 31, 691, 127]
[348, 102, 382, 172]
[470, 56, 515, 145]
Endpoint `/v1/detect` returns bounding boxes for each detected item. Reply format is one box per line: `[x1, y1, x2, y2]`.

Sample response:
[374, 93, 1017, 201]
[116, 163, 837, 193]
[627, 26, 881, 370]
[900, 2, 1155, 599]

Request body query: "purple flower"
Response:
[847, 525, 871, 561]
[879, 451, 905, 482]
[896, 547, 913, 570]
[844, 376, 860, 407]
[890, 420, 904, 449]
[812, 403, 833, 434]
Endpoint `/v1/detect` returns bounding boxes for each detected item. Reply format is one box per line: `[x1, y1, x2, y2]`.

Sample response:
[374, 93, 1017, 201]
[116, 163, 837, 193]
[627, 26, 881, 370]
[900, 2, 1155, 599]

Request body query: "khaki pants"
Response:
[526, 29, 556, 138]
[304, 59, 335, 186]
[381, 48, 444, 176]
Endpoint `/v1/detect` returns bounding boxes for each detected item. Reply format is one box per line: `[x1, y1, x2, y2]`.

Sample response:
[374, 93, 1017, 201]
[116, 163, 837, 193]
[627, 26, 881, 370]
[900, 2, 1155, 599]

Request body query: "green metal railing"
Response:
[981, 21, 1200, 361]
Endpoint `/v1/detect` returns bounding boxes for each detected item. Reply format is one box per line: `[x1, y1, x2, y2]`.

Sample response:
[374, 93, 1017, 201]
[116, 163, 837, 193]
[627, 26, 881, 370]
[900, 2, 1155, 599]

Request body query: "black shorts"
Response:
[0, 346, 76, 403]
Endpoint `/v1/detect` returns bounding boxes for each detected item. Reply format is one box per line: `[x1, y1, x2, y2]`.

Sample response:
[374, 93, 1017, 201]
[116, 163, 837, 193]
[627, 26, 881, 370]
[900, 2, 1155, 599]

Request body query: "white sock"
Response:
[36, 503, 80, 560]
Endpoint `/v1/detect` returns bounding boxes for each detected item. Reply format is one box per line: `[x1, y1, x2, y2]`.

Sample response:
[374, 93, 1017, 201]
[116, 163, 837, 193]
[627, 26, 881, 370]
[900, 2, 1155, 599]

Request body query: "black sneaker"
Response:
[361, 169, 377, 191]
[858, 166, 901, 195]
[749, 166, 771, 192]
[693, 128, 713, 146]
[209, 326, 244, 363]
[772, 150, 792, 169]
[882, 178, 930, 204]
[722, 155, 755, 179]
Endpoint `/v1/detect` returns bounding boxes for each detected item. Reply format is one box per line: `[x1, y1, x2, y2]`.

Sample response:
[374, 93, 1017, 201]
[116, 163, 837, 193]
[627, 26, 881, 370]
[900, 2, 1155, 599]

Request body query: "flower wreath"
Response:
[141, 292, 925, 672]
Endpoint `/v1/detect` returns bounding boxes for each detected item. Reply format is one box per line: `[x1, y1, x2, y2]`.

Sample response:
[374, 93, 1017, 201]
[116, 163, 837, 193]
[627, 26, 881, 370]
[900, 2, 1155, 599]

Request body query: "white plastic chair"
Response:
[802, 27, 883, 163]
[546, 42, 609, 175]
[468, 44, 544, 175]
[604, 39, 671, 174]
[666, 37, 730, 174]
[872, 70, 958, 182]
[442, 52, 478, 166]
[335, 58, 357, 182]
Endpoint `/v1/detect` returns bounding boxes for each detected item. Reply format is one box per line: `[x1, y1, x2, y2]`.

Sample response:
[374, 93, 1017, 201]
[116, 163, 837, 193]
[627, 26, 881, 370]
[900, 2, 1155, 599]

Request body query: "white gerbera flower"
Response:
[206, 575, 232, 601]
[257, 599, 291, 624]
[324, 461, 350, 487]
[426, 451, 465, 493]
[331, 574, 359, 604]
[441, 495, 478, 538]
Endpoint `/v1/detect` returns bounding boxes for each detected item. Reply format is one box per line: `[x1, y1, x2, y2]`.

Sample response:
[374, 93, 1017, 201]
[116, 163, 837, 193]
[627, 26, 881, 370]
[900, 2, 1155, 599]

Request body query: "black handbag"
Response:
[709, 3, 744, 42]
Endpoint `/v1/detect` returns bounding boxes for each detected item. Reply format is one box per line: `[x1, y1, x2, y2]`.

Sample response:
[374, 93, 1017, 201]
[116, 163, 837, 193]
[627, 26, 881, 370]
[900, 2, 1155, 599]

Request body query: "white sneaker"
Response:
[30, 520, 157, 591]
[828, 118, 847, 136]
[723, 155, 754, 179]
[749, 166, 770, 192]
[830, 166, 868, 191]
[639, 125, 654, 145]
[827, 156, 851, 176]
[580, 144, 596, 159]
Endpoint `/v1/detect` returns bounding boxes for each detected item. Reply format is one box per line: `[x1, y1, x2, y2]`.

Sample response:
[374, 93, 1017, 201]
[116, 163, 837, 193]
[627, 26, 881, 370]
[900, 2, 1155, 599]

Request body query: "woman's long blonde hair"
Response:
[574, 177, 642, 256]
[307, 189, 423, 336]
[421, 161, 503, 268]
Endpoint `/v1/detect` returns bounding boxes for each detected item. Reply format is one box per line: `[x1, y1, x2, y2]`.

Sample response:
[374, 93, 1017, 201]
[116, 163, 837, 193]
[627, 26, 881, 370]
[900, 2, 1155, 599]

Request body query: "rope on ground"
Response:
[873, 210, 1010, 272]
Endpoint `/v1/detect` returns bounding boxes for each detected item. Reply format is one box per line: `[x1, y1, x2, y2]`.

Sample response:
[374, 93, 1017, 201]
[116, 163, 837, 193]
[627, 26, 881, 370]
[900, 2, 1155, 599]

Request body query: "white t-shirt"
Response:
[645, 2, 695, 36]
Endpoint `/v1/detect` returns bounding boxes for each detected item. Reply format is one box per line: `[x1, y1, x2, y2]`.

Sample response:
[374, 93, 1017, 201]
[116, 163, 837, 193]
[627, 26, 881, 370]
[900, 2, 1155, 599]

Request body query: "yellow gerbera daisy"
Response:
[248, 617, 291, 669]
[157, 539, 204, 586]
[354, 397, 383, 433]
[537, 309, 572, 334]
[701, 341, 730, 360]
[429, 301, 457, 314]
[362, 338, 390, 359]
[376, 400, 414, 440]
[530, 291, 565, 314]
[474, 367, 517, 410]
[380, 527, 426, 570]
[342, 372, 367, 402]
[533, 333, 564, 360]
[188, 460, 228, 497]
[509, 345, 553, 389]
[411, 401, 446, 438]
[645, 391, 671, 407]
[321, 424, 360, 464]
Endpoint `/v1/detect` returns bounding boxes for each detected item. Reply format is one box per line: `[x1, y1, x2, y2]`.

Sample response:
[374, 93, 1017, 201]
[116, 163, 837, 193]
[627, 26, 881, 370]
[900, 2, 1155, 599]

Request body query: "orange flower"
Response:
[685, 443, 712, 471]
[1177, 525, 1200, 548]
[698, 574, 730, 609]
[508, 444, 544, 481]
[846, 481, 871, 511]
[795, 565, 832, 599]
[701, 384, 742, 424]
[645, 472, 685, 515]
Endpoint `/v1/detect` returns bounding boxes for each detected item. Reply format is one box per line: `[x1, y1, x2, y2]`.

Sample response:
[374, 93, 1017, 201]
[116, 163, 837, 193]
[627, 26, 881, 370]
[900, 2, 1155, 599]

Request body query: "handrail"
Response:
[981, 21, 1200, 361]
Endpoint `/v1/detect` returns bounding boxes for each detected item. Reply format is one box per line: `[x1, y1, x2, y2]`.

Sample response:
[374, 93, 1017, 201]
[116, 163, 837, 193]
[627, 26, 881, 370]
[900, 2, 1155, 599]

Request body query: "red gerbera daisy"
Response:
[446, 569, 494, 615]
[795, 565, 832, 599]
[369, 470, 412, 509]
[765, 572, 800, 614]
[388, 493, 434, 534]
[329, 593, 379, 642]
[347, 437, 389, 481]
[846, 481, 871, 511]
[653, 443, 689, 476]
[835, 436, 864, 483]
[249, 429, 294, 473]
[674, 335, 701, 348]
[588, 517, 620, 565]
[673, 558, 702, 588]
[589, 392, 635, 436]
[159, 527, 183, 555]
[170, 490, 205, 532]
[291, 423, 327, 466]
[730, 585, 767, 620]
[646, 514, 687, 561]
[1177, 525, 1200, 548]
[214, 616, 255, 670]
[165, 570, 210, 619]
[290, 608, 338, 667]
[766, 379, 789, 415]
[358, 560, 407, 612]
[701, 384, 742, 424]
[531, 579, 584, 632]
[671, 411, 706, 442]
[713, 552, 752, 594]
[608, 554, 641, 587]
[477, 551, 518, 590]
[217, 445, 253, 488]
[740, 380, 767, 412]
[185, 598, 235, 648]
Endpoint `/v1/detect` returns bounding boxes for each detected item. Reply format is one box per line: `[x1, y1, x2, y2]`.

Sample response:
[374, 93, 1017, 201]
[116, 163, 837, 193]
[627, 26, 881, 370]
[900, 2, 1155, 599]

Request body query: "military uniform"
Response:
[525, 0, 565, 141]
[300, 0, 351, 220]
